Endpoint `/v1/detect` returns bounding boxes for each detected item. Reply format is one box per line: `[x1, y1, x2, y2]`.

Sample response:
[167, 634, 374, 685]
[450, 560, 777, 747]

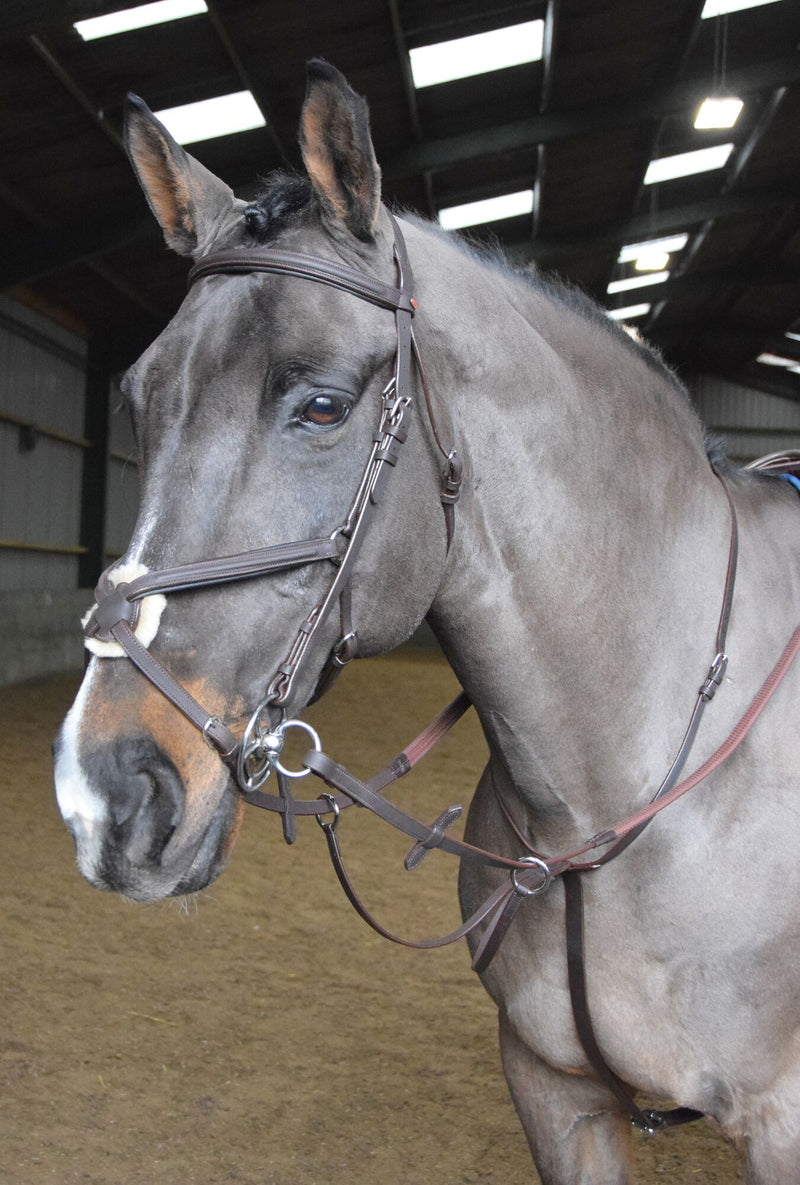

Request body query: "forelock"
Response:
[244, 172, 314, 241]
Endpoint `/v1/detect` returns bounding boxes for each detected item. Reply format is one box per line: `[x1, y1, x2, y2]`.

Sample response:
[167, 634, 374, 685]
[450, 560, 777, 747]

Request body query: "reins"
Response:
[82, 212, 800, 1136]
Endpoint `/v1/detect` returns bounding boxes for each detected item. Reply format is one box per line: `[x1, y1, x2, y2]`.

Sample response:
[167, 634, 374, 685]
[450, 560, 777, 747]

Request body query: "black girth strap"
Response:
[563, 873, 703, 1134]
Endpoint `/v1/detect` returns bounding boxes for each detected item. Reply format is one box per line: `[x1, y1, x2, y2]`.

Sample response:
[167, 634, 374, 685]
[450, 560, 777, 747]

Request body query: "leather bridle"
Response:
[85, 211, 461, 782]
[82, 210, 800, 1135]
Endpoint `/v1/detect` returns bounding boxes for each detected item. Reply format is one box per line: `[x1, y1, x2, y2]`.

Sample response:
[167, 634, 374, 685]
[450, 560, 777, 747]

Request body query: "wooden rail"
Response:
[0, 539, 87, 556]
[0, 409, 91, 450]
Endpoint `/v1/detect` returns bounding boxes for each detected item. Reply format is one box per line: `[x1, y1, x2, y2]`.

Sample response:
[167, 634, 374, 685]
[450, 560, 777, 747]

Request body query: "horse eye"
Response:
[298, 393, 350, 428]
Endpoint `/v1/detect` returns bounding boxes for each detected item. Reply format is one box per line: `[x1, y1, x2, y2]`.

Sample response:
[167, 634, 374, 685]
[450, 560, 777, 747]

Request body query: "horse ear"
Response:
[124, 93, 241, 258]
[299, 59, 381, 242]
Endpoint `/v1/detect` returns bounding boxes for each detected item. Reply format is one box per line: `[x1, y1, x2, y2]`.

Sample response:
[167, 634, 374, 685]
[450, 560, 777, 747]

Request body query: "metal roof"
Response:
[2, 0, 799, 398]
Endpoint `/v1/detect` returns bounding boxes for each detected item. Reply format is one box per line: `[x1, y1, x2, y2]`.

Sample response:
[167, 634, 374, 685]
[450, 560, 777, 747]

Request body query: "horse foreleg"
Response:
[739, 1073, 800, 1185]
[499, 1011, 633, 1185]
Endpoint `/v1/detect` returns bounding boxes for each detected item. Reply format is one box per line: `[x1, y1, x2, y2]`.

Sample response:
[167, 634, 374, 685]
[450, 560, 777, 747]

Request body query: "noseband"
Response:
[85, 211, 461, 782]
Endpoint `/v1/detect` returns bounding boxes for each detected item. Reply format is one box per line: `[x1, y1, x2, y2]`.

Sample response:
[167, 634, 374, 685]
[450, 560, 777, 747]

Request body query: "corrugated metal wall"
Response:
[0, 294, 88, 591]
[691, 373, 800, 463]
[0, 298, 141, 593]
[105, 377, 140, 562]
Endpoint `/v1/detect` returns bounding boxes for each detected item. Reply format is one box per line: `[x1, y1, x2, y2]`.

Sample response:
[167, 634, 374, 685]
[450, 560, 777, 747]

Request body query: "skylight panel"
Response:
[617, 234, 689, 264]
[409, 20, 544, 89]
[154, 91, 265, 144]
[74, 0, 207, 41]
[607, 272, 670, 295]
[634, 249, 670, 271]
[644, 143, 734, 184]
[438, 190, 533, 231]
[694, 97, 744, 129]
[607, 303, 652, 321]
[757, 352, 800, 368]
[701, 0, 782, 17]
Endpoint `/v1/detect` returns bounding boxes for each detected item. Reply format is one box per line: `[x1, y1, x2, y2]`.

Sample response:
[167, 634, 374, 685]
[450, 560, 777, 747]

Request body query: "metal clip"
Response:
[700, 652, 728, 701]
[316, 792, 340, 834]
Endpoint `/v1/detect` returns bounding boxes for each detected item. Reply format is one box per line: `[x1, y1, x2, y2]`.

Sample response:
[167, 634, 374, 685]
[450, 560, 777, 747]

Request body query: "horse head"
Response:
[54, 61, 450, 901]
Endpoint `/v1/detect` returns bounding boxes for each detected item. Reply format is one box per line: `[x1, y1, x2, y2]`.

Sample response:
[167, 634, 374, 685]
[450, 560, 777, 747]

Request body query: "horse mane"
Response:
[409, 213, 689, 397]
[248, 173, 727, 468]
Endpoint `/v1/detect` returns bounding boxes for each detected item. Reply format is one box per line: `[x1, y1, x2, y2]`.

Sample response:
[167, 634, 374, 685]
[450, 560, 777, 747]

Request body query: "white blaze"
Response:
[54, 662, 108, 878]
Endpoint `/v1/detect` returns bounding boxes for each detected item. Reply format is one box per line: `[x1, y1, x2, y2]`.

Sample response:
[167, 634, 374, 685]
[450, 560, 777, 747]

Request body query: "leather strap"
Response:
[114, 537, 340, 601]
[563, 872, 703, 1133]
[243, 690, 472, 816]
[108, 620, 239, 758]
[84, 537, 343, 756]
[188, 245, 414, 315]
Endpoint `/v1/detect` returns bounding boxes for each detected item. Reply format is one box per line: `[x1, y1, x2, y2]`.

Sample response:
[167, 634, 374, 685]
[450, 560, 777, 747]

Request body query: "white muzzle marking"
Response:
[54, 664, 108, 878]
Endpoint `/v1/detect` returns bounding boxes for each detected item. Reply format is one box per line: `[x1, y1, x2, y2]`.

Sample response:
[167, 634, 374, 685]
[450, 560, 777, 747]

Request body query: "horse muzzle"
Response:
[54, 695, 243, 901]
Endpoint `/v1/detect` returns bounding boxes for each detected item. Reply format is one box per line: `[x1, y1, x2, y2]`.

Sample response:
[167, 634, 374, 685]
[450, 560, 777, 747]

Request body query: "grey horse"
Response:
[54, 62, 800, 1183]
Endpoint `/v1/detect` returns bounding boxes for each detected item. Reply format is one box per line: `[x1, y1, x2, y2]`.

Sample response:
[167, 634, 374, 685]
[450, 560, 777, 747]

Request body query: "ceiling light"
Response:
[756, 352, 799, 367]
[635, 249, 671, 271]
[607, 272, 670, 294]
[438, 190, 533, 231]
[701, 0, 782, 17]
[607, 303, 652, 321]
[154, 91, 265, 144]
[409, 20, 544, 89]
[644, 143, 734, 184]
[74, 0, 207, 40]
[618, 234, 689, 263]
[785, 332, 800, 343]
[694, 97, 744, 129]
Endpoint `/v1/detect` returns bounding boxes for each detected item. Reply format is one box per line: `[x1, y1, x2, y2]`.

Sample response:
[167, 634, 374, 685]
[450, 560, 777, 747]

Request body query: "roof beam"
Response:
[0, 214, 156, 290]
[383, 54, 800, 182]
[647, 84, 790, 331]
[0, 168, 171, 325]
[531, 0, 559, 240]
[387, 0, 437, 220]
[27, 33, 125, 153]
[3, 177, 794, 292]
[512, 183, 798, 266]
[0, 1, 104, 44]
[203, 0, 292, 167]
[609, 261, 800, 308]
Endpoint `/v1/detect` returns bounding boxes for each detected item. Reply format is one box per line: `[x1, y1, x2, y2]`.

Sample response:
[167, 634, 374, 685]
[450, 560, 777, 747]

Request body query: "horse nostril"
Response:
[102, 738, 185, 861]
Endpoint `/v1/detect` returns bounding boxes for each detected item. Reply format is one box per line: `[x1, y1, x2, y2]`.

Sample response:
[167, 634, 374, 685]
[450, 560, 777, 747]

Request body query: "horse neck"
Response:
[418, 234, 731, 842]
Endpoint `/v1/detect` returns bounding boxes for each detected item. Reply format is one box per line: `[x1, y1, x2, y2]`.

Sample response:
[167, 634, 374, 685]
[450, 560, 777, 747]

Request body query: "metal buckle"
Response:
[202, 715, 224, 751]
[511, 855, 552, 897]
[700, 652, 728, 701]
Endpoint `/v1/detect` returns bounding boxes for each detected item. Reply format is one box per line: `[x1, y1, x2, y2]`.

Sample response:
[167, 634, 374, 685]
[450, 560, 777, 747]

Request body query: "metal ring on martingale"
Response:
[271, 719, 322, 779]
[511, 855, 552, 897]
